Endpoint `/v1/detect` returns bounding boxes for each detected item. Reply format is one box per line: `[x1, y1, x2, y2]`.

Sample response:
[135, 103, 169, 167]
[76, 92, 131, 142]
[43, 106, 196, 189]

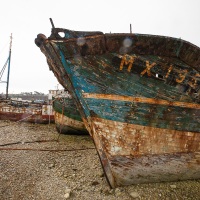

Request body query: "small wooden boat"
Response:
[35, 19, 200, 188]
[52, 90, 88, 134]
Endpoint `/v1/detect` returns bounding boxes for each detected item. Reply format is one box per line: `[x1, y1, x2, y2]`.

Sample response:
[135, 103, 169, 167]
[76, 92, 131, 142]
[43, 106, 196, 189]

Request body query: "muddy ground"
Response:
[0, 120, 199, 200]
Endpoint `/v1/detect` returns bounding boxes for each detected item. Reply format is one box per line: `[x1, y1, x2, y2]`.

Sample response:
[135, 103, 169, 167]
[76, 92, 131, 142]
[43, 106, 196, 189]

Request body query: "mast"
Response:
[6, 33, 12, 99]
[130, 24, 132, 33]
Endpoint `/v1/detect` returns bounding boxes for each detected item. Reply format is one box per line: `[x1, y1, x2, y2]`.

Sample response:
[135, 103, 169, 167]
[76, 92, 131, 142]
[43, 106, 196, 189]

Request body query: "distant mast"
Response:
[6, 33, 12, 99]
[130, 24, 132, 33]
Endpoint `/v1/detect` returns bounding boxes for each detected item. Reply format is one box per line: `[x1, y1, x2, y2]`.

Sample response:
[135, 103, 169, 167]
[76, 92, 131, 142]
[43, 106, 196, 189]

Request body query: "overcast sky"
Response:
[0, 0, 200, 94]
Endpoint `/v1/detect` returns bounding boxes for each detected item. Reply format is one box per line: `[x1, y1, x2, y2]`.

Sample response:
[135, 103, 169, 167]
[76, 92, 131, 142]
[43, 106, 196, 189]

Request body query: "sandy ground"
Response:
[0, 120, 200, 200]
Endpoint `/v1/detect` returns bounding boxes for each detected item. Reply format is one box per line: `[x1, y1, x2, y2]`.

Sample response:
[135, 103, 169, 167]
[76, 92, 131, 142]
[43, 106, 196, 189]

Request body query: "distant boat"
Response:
[0, 98, 54, 124]
[52, 89, 88, 134]
[35, 20, 200, 188]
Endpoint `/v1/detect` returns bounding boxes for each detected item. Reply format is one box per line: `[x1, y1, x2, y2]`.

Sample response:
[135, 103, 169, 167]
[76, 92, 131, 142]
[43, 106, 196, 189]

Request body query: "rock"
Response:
[48, 163, 55, 169]
[65, 186, 71, 193]
[115, 188, 120, 193]
[115, 188, 121, 196]
[130, 191, 140, 198]
[109, 189, 114, 194]
[98, 172, 104, 177]
[64, 193, 70, 199]
[64, 187, 71, 199]
[103, 188, 110, 195]
[115, 191, 121, 197]
[91, 181, 99, 186]
[63, 174, 68, 178]
[58, 171, 64, 176]
[170, 184, 177, 189]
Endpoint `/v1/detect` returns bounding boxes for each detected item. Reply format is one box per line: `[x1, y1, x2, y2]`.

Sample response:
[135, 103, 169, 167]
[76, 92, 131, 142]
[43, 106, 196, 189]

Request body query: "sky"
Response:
[0, 0, 200, 94]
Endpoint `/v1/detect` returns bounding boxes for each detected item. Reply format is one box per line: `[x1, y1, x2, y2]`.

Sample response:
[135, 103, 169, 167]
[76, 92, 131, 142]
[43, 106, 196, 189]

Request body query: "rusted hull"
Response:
[91, 117, 200, 187]
[35, 27, 200, 187]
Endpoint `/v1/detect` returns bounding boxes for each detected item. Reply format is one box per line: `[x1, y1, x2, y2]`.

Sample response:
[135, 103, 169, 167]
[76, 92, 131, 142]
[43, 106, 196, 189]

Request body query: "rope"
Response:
[0, 139, 57, 147]
[56, 104, 64, 141]
[0, 57, 9, 81]
[17, 113, 35, 122]
[0, 147, 95, 152]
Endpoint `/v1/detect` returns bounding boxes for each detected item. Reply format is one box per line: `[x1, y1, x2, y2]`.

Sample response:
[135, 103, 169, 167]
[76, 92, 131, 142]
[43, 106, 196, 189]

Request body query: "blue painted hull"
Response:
[36, 28, 200, 187]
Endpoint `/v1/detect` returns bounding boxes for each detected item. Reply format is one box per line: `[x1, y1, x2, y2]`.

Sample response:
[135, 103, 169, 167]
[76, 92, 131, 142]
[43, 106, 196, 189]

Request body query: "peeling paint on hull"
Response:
[35, 27, 200, 188]
[53, 97, 88, 134]
[91, 117, 200, 186]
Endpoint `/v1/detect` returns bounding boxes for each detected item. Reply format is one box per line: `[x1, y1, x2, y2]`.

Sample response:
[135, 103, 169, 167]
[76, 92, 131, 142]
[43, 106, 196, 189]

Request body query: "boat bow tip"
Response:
[35, 34, 47, 47]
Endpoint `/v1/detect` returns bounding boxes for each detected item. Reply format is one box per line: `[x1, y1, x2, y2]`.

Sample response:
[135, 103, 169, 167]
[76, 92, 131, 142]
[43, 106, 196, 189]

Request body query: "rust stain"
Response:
[83, 93, 200, 109]
[89, 116, 200, 187]
[91, 116, 200, 156]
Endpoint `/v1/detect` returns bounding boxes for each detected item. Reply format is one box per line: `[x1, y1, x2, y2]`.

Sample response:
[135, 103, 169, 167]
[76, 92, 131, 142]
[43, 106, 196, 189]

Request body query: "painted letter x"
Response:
[140, 61, 156, 76]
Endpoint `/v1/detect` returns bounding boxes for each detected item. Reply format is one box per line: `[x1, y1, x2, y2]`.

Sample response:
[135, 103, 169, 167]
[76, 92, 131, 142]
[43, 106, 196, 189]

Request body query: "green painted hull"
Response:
[53, 96, 87, 134]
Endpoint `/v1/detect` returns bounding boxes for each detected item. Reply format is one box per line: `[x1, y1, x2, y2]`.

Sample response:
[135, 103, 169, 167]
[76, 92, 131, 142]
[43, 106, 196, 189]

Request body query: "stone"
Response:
[65, 187, 71, 193]
[130, 191, 140, 198]
[115, 188, 121, 193]
[64, 187, 71, 199]
[98, 172, 104, 177]
[65, 187, 71, 194]
[109, 189, 114, 194]
[48, 163, 55, 169]
[115, 188, 121, 196]
[64, 193, 70, 199]
[170, 184, 177, 189]
[91, 181, 99, 186]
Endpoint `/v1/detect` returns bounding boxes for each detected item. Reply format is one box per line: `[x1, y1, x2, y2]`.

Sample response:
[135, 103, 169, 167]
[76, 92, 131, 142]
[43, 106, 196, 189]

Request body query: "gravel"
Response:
[0, 120, 200, 200]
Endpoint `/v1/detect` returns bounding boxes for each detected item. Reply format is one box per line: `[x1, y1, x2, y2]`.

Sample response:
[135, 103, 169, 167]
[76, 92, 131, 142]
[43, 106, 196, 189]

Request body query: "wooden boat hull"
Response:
[36, 28, 200, 187]
[91, 117, 200, 186]
[53, 97, 88, 134]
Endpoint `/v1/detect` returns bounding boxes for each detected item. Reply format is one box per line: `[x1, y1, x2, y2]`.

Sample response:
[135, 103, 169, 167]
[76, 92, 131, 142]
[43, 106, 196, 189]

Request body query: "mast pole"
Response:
[6, 33, 12, 99]
[130, 24, 132, 33]
[49, 18, 55, 28]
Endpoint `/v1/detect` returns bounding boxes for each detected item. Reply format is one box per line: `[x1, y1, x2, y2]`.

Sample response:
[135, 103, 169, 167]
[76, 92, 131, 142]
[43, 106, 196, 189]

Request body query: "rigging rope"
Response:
[0, 57, 9, 81]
